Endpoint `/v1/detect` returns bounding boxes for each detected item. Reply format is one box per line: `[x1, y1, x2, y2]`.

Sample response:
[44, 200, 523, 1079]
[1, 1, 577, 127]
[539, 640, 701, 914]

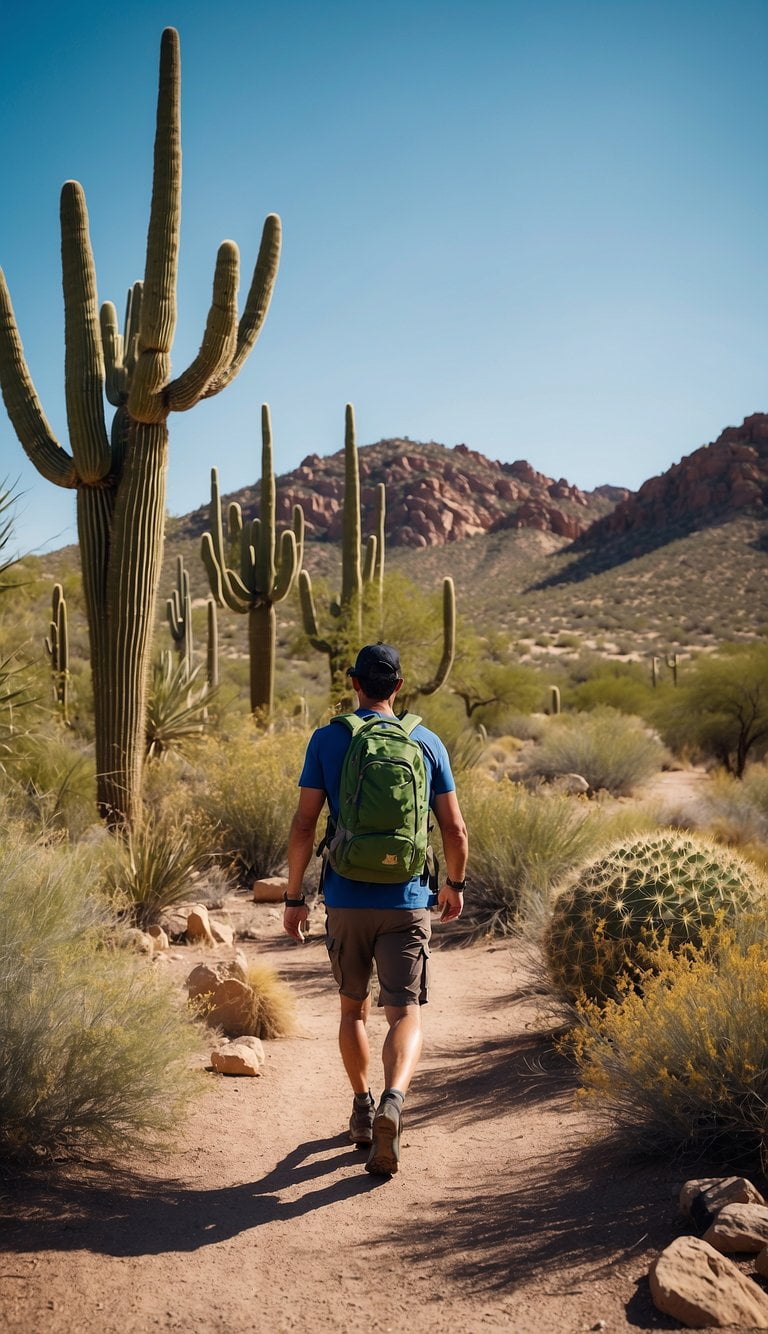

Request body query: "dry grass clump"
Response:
[455, 777, 653, 938]
[523, 706, 666, 795]
[195, 725, 308, 882]
[0, 825, 200, 1161]
[573, 920, 768, 1167]
[1, 725, 98, 840]
[244, 962, 297, 1039]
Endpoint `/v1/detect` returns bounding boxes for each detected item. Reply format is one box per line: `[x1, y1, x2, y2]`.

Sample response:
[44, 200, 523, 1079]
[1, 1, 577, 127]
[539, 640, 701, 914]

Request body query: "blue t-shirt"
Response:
[298, 709, 455, 909]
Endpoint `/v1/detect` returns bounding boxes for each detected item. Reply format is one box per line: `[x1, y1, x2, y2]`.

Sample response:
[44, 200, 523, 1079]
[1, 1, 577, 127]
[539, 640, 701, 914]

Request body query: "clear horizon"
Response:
[2, 0, 767, 556]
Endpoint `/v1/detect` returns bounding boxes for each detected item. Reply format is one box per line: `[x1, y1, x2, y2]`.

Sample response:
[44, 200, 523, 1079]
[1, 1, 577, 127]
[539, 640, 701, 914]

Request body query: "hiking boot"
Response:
[349, 1096, 376, 1148]
[365, 1099, 401, 1176]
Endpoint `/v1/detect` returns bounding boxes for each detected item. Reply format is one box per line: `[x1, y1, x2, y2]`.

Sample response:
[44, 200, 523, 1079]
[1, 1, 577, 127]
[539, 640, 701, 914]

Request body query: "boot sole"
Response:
[365, 1113, 401, 1176]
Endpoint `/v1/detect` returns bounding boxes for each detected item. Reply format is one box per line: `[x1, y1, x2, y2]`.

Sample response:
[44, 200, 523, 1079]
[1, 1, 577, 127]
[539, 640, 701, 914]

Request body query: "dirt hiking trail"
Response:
[1, 915, 690, 1334]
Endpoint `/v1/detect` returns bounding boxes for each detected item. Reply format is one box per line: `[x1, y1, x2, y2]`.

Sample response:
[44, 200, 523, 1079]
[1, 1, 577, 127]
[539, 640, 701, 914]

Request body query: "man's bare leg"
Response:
[382, 1004, 423, 1094]
[338, 993, 371, 1094]
[366, 1005, 423, 1176]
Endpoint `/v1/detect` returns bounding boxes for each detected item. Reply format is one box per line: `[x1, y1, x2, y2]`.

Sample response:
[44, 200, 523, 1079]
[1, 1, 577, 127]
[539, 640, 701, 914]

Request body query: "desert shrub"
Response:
[244, 962, 297, 1039]
[196, 725, 308, 881]
[574, 922, 768, 1166]
[523, 707, 665, 795]
[456, 778, 608, 938]
[145, 652, 214, 759]
[545, 833, 765, 1003]
[104, 815, 210, 929]
[0, 827, 200, 1160]
[1, 726, 97, 840]
[565, 666, 659, 720]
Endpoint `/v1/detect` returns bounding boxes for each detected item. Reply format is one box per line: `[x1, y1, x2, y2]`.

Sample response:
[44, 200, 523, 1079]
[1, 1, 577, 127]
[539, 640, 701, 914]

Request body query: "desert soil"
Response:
[0, 882, 701, 1334]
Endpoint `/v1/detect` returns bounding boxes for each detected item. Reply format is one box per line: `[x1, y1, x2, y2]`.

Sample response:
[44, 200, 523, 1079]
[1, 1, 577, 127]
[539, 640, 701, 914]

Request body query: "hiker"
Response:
[284, 642, 468, 1177]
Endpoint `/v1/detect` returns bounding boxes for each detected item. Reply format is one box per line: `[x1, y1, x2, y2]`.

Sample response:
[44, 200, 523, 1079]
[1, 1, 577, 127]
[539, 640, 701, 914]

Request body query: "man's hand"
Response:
[437, 884, 464, 923]
[283, 905, 310, 943]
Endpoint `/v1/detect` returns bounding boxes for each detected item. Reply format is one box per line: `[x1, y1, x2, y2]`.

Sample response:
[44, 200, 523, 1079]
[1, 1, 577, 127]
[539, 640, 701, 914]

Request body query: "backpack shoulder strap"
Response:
[397, 712, 422, 737]
[330, 712, 365, 737]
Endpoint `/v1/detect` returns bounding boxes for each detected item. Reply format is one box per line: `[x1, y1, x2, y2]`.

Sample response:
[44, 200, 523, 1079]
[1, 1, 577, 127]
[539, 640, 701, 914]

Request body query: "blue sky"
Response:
[2, 0, 768, 555]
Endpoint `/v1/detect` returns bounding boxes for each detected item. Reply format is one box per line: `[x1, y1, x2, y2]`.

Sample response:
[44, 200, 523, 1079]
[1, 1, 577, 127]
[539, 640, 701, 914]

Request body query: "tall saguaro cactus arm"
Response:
[405, 577, 456, 703]
[0, 276, 77, 487]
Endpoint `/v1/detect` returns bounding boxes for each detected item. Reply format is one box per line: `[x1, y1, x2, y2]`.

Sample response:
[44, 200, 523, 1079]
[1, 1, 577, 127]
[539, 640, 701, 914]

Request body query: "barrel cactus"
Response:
[545, 833, 765, 1002]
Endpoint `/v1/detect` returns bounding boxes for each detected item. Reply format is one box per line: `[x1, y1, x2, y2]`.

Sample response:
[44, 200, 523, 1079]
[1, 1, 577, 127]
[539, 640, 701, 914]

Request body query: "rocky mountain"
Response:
[179, 437, 627, 550]
[583, 414, 768, 549]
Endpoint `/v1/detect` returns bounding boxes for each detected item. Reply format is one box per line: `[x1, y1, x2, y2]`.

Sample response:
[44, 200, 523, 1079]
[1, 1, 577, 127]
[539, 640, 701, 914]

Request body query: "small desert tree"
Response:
[658, 644, 768, 778]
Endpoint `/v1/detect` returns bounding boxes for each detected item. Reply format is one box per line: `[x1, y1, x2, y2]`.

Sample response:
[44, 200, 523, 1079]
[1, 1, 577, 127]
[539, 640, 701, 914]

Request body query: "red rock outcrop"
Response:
[181, 438, 624, 550]
[586, 414, 768, 544]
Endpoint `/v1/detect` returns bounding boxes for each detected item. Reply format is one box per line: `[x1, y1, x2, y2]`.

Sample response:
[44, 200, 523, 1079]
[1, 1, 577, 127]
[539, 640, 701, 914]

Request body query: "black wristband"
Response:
[445, 877, 466, 892]
[283, 893, 306, 908]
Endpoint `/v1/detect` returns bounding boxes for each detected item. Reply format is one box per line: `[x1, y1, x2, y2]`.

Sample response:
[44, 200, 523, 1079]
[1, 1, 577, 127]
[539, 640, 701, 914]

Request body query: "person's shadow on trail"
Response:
[0, 1134, 385, 1259]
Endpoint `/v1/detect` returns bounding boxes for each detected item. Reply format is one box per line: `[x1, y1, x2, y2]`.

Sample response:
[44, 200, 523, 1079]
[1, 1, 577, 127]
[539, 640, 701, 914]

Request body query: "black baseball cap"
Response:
[347, 643, 402, 680]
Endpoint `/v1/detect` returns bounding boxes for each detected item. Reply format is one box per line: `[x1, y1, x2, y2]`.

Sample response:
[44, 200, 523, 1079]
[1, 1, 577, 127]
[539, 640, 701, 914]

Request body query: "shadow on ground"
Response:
[380, 1136, 684, 1328]
[0, 1135, 383, 1259]
[408, 1029, 577, 1131]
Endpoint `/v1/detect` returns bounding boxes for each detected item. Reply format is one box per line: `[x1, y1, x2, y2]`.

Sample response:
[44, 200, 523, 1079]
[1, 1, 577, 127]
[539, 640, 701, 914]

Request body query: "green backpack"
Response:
[326, 712, 430, 883]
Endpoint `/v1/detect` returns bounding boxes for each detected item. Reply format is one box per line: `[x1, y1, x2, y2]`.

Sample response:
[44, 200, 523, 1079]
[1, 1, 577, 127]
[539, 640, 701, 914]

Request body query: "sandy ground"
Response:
[0, 890, 703, 1334]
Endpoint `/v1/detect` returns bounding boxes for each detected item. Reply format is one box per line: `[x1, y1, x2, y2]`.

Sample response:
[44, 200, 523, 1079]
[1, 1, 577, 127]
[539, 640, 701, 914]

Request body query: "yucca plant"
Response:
[104, 813, 209, 929]
[145, 651, 215, 760]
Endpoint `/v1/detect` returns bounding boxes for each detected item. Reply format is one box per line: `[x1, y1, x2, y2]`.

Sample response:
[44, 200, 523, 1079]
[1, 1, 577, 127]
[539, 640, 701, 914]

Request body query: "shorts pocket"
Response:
[419, 943, 430, 1005]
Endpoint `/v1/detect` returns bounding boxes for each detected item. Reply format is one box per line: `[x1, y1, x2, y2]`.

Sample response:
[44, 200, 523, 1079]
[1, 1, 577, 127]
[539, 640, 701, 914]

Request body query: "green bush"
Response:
[1, 726, 98, 840]
[545, 833, 765, 1003]
[574, 921, 768, 1166]
[0, 826, 200, 1161]
[524, 707, 666, 795]
[657, 643, 768, 777]
[196, 724, 308, 881]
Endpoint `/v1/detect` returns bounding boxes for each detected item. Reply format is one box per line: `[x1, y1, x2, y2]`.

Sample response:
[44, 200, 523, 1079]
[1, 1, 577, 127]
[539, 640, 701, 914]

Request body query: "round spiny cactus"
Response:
[545, 833, 765, 1002]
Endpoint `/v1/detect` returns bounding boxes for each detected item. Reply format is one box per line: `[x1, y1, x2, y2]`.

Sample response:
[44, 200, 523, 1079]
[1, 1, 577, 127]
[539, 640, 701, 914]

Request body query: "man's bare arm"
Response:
[432, 790, 469, 923]
[283, 787, 326, 942]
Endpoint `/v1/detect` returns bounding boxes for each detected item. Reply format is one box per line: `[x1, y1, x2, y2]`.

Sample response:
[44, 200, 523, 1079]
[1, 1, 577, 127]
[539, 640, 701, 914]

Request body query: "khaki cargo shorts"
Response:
[325, 907, 431, 1007]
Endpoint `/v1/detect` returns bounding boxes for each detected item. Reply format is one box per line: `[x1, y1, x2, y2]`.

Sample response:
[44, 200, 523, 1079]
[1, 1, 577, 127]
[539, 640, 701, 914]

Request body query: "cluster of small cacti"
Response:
[44, 583, 69, 722]
[545, 833, 765, 1002]
[0, 28, 280, 827]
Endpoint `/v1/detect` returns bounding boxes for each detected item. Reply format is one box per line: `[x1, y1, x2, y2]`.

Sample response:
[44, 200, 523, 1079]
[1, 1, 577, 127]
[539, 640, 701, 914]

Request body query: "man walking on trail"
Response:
[283, 642, 469, 1177]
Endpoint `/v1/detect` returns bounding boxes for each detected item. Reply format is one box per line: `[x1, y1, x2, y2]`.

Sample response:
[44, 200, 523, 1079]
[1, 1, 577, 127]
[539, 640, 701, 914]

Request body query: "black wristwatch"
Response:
[445, 877, 466, 892]
[283, 892, 306, 907]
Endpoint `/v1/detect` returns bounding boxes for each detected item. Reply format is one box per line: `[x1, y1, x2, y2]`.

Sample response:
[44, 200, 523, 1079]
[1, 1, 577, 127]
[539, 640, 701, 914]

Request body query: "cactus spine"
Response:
[545, 833, 765, 1003]
[0, 30, 280, 826]
[166, 554, 193, 676]
[201, 404, 303, 716]
[298, 404, 387, 688]
[44, 582, 69, 722]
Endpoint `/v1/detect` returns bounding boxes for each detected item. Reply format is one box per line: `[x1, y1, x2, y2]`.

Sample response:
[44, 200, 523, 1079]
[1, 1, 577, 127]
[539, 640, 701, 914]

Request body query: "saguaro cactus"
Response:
[166, 554, 193, 676]
[201, 404, 303, 716]
[298, 404, 386, 688]
[44, 582, 69, 722]
[399, 577, 456, 708]
[0, 30, 280, 826]
[206, 598, 219, 692]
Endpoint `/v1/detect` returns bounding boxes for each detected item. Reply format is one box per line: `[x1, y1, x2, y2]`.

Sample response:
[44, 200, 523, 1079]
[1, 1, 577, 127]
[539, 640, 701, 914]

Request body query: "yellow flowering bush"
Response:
[574, 918, 768, 1165]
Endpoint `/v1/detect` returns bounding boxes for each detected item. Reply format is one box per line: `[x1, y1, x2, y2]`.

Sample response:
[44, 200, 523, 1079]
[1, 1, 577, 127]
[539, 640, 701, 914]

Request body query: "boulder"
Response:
[649, 1235, 768, 1328]
[186, 955, 248, 1000]
[206, 978, 255, 1036]
[210, 920, 235, 947]
[703, 1203, 768, 1254]
[186, 904, 215, 945]
[680, 1176, 766, 1224]
[147, 925, 170, 952]
[551, 772, 590, 796]
[211, 1036, 265, 1076]
[252, 875, 289, 903]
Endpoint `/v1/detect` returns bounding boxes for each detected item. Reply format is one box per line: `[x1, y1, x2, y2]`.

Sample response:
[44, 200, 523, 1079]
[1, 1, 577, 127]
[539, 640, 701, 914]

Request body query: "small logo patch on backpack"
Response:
[382, 854, 399, 866]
